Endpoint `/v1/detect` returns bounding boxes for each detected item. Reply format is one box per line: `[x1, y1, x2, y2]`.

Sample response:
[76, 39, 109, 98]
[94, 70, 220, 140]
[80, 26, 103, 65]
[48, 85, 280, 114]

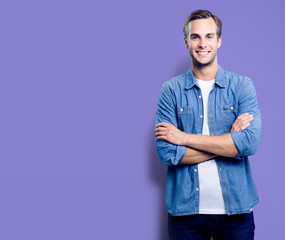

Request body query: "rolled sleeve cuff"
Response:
[172, 145, 187, 165]
[156, 140, 187, 166]
[230, 131, 247, 159]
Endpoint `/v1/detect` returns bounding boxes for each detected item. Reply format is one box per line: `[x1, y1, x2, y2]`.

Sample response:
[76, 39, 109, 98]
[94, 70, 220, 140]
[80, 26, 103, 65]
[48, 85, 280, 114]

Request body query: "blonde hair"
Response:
[183, 9, 222, 40]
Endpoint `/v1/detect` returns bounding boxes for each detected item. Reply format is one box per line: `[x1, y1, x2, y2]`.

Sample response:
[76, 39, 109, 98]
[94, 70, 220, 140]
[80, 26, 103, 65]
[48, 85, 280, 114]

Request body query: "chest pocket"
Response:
[177, 106, 193, 133]
[221, 105, 238, 132]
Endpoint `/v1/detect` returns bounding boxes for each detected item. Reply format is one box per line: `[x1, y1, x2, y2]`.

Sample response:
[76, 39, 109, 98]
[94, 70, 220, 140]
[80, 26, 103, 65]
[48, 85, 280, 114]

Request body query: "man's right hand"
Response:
[231, 113, 254, 132]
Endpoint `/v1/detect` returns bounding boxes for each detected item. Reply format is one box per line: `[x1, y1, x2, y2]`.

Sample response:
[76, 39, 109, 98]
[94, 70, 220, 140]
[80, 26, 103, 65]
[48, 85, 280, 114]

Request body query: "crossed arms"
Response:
[154, 113, 253, 164]
[155, 79, 261, 166]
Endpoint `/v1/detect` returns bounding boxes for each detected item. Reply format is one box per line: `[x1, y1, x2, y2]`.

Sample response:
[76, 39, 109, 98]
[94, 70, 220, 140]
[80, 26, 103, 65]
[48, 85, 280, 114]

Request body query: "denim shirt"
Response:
[155, 66, 262, 216]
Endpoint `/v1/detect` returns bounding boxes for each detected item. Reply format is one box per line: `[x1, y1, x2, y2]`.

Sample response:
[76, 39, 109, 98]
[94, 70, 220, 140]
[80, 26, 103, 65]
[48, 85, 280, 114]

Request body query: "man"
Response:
[154, 10, 261, 240]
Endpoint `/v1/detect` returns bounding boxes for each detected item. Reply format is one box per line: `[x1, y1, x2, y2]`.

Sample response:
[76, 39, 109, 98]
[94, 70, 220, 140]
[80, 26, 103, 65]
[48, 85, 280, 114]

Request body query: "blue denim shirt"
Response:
[155, 66, 262, 216]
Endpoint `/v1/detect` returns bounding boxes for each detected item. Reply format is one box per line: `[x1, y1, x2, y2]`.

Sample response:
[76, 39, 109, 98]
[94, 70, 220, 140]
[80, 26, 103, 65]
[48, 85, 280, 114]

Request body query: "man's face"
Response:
[184, 18, 221, 67]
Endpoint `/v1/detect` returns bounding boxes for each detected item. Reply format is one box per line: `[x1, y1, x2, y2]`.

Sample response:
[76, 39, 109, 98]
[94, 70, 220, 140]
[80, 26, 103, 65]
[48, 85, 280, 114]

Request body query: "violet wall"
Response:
[0, 0, 283, 239]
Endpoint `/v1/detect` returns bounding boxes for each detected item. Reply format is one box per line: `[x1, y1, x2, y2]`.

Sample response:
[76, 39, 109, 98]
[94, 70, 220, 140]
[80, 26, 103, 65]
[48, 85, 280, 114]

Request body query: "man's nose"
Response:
[198, 38, 207, 48]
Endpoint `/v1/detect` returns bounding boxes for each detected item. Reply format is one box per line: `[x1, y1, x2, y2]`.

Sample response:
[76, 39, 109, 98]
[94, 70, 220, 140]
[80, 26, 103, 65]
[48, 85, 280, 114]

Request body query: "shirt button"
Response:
[196, 188, 199, 191]
[180, 108, 183, 112]
[220, 168, 222, 171]
[200, 115, 203, 118]
[198, 95, 202, 99]
[230, 106, 234, 110]
[194, 169, 197, 172]
[210, 113, 212, 118]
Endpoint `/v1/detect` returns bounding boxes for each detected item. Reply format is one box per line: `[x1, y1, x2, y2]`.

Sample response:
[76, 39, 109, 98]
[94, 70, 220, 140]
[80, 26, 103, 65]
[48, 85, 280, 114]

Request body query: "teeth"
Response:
[198, 52, 208, 55]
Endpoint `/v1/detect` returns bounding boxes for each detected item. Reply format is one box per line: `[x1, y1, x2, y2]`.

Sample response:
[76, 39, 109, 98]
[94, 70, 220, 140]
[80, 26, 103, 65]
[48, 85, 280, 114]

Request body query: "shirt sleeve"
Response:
[155, 83, 187, 166]
[230, 78, 262, 158]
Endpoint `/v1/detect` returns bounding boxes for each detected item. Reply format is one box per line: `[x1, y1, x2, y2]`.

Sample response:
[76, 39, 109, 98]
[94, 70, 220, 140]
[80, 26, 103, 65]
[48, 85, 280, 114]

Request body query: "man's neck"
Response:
[192, 63, 218, 81]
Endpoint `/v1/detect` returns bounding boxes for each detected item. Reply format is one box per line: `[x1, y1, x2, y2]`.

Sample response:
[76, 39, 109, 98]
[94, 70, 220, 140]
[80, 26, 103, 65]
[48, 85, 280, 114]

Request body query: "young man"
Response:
[154, 10, 261, 240]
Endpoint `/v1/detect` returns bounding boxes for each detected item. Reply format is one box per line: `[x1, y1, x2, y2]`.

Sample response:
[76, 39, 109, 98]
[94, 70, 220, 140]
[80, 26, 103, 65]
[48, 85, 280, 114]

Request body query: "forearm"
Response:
[180, 147, 218, 164]
[155, 116, 251, 162]
[183, 133, 238, 158]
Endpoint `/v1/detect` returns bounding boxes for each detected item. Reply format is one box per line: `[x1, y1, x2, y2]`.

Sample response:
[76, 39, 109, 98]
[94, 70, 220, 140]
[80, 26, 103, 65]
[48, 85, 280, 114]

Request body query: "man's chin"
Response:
[193, 60, 211, 68]
[191, 56, 216, 68]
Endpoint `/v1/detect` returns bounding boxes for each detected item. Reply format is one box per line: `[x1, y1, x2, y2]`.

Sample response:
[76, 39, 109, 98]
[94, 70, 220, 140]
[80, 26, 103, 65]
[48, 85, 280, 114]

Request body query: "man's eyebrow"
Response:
[190, 33, 216, 37]
[190, 33, 200, 38]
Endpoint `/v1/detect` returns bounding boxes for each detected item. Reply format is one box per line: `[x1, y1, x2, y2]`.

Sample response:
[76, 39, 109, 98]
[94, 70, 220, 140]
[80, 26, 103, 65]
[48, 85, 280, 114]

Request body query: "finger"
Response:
[154, 129, 163, 135]
[232, 113, 253, 132]
[232, 120, 245, 131]
[231, 122, 237, 130]
[237, 114, 250, 121]
[244, 114, 254, 120]
[155, 135, 167, 141]
[154, 127, 169, 136]
[154, 126, 166, 132]
[236, 115, 253, 125]
[234, 119, 252, 130]
[240, 115, 254, 125]
[155, 131, 162, 137]
[238, 113, 254, 121]
[237, 113, 249, 119]
[155, 122, 169, 128]
[154, 129, 167, 136]
[240, 122, 250, 131]
[155, 127, 170, 135]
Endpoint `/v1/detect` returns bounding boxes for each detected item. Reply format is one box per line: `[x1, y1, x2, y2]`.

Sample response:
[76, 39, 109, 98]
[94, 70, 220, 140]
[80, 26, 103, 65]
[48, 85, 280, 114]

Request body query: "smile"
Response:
[197, 51, 210, 56]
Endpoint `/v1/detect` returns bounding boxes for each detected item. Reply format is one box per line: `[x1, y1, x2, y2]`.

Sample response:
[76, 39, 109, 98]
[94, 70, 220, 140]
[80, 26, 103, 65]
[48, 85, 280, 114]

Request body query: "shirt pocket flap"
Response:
[221, 105, 237, 112]
[177, 106, 192, 115]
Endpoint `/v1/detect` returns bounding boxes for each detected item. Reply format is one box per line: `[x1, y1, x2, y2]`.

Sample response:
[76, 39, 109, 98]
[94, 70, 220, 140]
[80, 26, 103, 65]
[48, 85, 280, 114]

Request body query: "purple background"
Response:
[0, 0, 283, 239]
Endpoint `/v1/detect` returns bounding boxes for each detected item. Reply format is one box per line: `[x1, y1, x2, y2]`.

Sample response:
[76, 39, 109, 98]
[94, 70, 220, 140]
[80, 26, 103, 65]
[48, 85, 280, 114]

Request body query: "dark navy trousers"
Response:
[168, 212, 255, 240]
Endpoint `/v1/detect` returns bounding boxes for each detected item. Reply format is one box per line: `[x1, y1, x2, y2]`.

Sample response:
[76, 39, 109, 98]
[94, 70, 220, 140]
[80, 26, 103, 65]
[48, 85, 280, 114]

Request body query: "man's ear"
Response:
[184, 37, 189, 49]
[218, 36, 222, 48]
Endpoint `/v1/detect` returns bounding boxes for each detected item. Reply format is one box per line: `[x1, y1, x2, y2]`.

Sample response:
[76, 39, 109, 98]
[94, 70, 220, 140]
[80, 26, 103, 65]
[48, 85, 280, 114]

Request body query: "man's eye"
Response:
[191, 36, 198, 40]
[207, 36, 213, 39]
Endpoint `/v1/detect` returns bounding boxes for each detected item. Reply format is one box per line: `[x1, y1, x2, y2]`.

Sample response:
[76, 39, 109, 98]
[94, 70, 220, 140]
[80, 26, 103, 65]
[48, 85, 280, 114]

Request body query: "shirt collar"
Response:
[185, 65, 226, 89]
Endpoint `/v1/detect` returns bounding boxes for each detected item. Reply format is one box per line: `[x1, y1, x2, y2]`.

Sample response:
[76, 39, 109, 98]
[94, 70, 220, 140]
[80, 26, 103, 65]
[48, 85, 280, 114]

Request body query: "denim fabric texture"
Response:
[155, 66, 262, 216]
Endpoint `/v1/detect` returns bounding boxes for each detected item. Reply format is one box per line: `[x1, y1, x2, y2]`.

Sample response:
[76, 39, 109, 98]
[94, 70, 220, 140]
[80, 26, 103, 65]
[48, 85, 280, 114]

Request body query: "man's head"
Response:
[183, 10, 222, 68]
[183, 10, 222, 41]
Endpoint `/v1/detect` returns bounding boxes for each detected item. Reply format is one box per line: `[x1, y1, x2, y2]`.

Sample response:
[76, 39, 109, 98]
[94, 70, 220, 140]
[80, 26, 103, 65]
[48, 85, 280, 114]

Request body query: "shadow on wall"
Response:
[149, 60, 190, 240]
[149, 119, 168, 240]
[172, 57, 190, 79]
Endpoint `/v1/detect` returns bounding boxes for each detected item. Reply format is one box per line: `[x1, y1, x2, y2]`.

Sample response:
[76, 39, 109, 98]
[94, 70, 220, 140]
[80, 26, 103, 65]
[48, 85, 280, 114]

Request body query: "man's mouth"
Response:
[196, 51, 210, 56]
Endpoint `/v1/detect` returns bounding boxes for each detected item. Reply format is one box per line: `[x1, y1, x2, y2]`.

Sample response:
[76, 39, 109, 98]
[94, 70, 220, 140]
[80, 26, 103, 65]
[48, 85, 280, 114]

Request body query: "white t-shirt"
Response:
[196, 79, 226, 214]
